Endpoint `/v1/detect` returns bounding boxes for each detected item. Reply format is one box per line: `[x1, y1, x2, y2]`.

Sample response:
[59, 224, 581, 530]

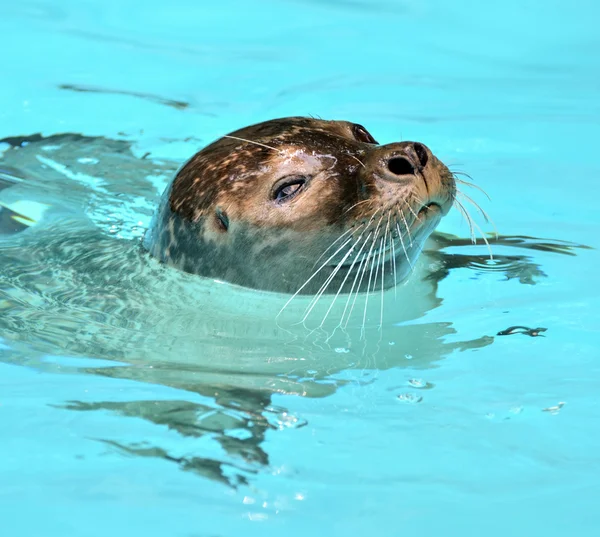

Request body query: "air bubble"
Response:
[397, 393, 423, 404]
[265, 407, 308, 430]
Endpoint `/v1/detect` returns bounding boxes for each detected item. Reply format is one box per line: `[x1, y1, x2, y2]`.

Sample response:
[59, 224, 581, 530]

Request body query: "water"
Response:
[1, 1, 599, 536]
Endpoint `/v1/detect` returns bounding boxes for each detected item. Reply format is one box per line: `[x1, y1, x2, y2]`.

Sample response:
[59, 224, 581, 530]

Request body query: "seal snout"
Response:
[367, 140, 454, 218]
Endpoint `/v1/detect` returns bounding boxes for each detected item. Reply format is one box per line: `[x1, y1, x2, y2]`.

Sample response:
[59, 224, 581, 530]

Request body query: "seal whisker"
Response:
[379, 217, 391, 330]
[450, 169, 480, 186]
[361, 236, 381, 338]
[449, 169, 473, 179]
[397, 207, 413, 247]
[302, 229, 369, 324]
[349, 155, 366, 169]
[311, 224, 363, 270]
[453, 197, 476, 242]
[361, 248, 378, 338]
[402, 198, 420, 221]
[332, 208, 384, 330]
[342, 214, 387, 331]
[342, 243, 373, 331]
[339, 235, 371, 329]
[300, 210, 380, 325]
[372, 236, 384, 296]
[320, 233, 373, 332]
[222, 135, 282, 153]
[339, 199, 373, 219]
[387, 212, 398, 299]
[361, 217, 384, 338]
[276, 235, 356, 319]
[455, 189, 490, 223]
[395, 221, 413, 271]
[456, 188, 498, 238]
[453, 198, 494, 260]
[452, 175, 492, 202]
[411, 193, 427, 209]
[372, 237, 385, 331]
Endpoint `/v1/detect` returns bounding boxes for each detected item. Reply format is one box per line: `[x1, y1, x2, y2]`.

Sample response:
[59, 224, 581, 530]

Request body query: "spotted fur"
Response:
[143, 117, 455, 295]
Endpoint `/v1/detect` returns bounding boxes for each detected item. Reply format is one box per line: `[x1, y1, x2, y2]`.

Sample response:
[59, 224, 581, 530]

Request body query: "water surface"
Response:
[1, 1, 599, 536]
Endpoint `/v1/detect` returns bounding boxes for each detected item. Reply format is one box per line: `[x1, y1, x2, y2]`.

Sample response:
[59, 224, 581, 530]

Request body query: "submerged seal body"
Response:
[144, 117, 456, 295]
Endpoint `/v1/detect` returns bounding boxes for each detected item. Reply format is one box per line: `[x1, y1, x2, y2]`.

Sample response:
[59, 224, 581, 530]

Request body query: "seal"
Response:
[143, 117, 456, 295]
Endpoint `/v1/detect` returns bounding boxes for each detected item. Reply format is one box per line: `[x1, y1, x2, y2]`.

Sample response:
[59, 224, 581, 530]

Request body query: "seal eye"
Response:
[352, 124, 378, 145]
[272, 177, 307, 202]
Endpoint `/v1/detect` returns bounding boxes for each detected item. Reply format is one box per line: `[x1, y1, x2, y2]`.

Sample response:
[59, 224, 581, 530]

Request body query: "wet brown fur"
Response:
[143, 117, 456, 295]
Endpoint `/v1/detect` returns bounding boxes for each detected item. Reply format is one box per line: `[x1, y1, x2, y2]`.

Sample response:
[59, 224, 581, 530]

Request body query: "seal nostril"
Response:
[387, 157, 415, 176]
[413, 143, 428, 167]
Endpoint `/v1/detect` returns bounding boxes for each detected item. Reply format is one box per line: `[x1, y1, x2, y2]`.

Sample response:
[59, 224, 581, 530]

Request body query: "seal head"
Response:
[144, 117, 455, 295]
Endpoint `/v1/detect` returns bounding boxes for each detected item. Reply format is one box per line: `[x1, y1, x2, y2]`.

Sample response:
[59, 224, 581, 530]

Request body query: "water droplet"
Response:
[246, 513, 268, 521]
[265, 407, 308, 430]
[542, 401, 566, 414]
[77, 157, 99, 165]
[397, 393, 422, 404]
[408, 378, 428, 389]
[335, 347, 350, 354]
[388, 341, 396, 346]
[404, 354, 413, 360]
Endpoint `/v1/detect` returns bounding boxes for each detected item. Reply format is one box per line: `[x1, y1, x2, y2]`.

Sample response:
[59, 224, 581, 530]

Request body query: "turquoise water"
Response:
[1, 1, 600, 536]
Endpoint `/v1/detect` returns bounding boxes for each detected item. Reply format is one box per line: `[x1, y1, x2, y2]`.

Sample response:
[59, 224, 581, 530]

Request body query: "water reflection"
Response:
[0, 133, 586, 487]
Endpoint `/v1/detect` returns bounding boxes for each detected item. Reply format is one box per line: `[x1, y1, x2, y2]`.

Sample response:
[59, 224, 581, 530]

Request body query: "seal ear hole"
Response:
[272, 176, 307, 203]
[215, 207, 229, 232]
[352, 124, 378, 144]
[388, 157, 415, 176]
